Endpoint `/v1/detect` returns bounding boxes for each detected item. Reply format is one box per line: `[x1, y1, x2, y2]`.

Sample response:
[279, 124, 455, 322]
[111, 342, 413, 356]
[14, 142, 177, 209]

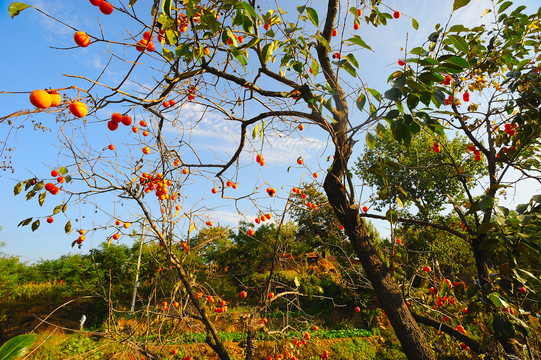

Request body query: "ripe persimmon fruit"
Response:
[111, 112, 122, 123]
[30, 90, 52, 109]
[69, 101, 88, 117]
[74, 31, 90, 47]
[48, 90, 61, 107]
[107, 121, 119, 131]
[99, 1, 113, 15]
[121, 115, 132, 126]
[136, 39, 148, 52]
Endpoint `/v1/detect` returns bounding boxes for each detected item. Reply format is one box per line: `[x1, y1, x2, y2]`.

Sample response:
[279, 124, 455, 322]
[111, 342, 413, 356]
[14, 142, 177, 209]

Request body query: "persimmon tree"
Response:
[352, 0, 541, 358]
[3, 0, 540, 359]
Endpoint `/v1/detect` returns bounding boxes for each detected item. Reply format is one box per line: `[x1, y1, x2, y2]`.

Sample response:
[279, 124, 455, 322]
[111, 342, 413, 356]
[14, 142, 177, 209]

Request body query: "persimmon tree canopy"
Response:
[2, 0, 541, 359]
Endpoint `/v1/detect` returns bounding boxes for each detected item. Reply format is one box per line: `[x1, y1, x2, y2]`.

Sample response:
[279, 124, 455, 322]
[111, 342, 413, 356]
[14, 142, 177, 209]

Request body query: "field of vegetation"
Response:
[1, 0, 541, 359]
[0, 230, 408, 360]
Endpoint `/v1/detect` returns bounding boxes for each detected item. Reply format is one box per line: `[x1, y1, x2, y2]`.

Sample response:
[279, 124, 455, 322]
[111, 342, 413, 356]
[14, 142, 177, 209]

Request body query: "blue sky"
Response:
[1, 0, 539, 262]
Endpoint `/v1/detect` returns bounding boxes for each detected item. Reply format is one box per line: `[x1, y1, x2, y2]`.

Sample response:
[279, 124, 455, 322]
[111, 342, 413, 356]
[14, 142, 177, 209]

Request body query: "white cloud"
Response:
[30, 0, 92, 39]
[206, 209, 246, 226]
[162, 102, 328, 165]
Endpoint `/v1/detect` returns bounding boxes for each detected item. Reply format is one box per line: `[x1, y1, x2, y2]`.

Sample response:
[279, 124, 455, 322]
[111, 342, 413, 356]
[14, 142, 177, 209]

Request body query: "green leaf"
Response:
[478, 222, 496, 234]
[418, 72, 444, 84]
[161, 0, 171, 17]
[411, 18, 419, 30]
[344, 53, 359, 68]
[17, 218, 32, 227]
[418, 91, 431, 106]
[391, 120, 411, 146]
[395, 100, 404, 114]
[498, 1, 512, 14]
[175, 43, 190, 58]
[410, 47, 427, 56]
[356, 93, 366, 111]
[243, 37, 261, 49]
[65, 220, 72, 234]
[489, 292, 508, 308]
[252, 123, 260, 139]
[367, 88, 380, 99]
[53, 204, 63, 215]
[157, 13, 175, 29]
[341, 62, 357, 77]
[58, 166, 68, 175]
[262, 41, 277, 64]
[13, 182, 22, 196]
[239, 1, 258, 19]
[294, 276, 300, 287]
[376, 123, 386, 137]
[306, 7, 318, 27]
[31, 219, 40, 232]
[366, 132, 375, 150]
[231, 49, 248, 67]
[25, 191, 36, 201]
[310, 59, 319, 75]
[8, 2, 30, 18]
[162, 48, 174, 61]
[314, 35, 330, 51]
[453, 0, 471, 11]
[406, 94, 419, 111]
[0, 334, 36, 360]
[346, 35, 373, 51]
[38, 191, 46, 207]
[384, 88, 401, 101]
[369, 103, 377, 116]
[448, 24, 469, 32]
[447, 34, 469, 53]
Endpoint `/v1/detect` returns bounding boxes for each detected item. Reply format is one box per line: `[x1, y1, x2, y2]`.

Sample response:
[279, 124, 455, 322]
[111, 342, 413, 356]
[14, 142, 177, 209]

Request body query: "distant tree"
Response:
[356, 130, 486, 221]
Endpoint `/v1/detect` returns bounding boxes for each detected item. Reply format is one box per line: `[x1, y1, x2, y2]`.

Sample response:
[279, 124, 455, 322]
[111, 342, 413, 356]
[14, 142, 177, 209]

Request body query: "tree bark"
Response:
[324, 171, 436, 360]
[317, 2, 435, 358]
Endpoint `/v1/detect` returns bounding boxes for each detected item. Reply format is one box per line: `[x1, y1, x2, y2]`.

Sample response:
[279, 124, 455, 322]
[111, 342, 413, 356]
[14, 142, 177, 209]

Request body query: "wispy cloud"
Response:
[162, 102, 327, 165]
[30, 0, 93, 39]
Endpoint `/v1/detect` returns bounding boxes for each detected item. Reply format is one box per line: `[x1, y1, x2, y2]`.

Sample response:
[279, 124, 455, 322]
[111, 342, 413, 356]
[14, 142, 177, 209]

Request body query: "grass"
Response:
[22, 327, 403, 360]
[1, 281, 78, 303]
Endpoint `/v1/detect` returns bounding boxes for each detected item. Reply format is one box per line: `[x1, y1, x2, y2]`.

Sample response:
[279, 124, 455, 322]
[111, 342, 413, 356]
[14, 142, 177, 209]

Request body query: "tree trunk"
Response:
[324, 168, 435, 360]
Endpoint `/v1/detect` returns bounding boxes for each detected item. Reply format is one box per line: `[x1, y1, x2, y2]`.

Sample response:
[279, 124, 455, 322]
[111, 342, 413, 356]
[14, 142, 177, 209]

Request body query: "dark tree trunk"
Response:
[316, 3, 435, 356]
[324, 171, 436, 360]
